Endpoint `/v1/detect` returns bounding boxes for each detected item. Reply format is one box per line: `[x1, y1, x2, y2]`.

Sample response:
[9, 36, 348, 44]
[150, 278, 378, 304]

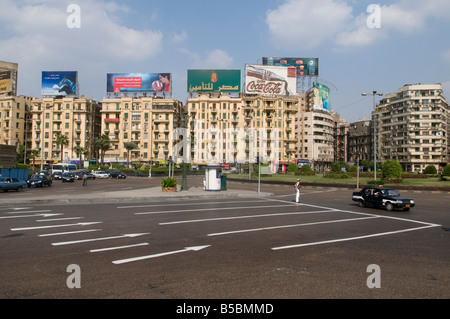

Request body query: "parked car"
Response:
[93, 171, 110, 179]
[110, 171, 127, 179]
[62, 172, 75, 182]
[352, 186, 415, 211]
[0, 177, 28, 192]
[27, 174, 53, 188]
[52, 171, 63, 180]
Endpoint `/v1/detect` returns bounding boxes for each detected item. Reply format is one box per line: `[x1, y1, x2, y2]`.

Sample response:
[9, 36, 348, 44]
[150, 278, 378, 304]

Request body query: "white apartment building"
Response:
[0, 95, 32, 148]
[374, 83, 449, 172]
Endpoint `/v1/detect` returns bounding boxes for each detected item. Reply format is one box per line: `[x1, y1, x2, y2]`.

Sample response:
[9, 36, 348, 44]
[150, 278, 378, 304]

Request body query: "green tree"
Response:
[287, 163, 298, 173]
[95, 134, 112, 166]
[423, 165, 437, 175]
[124, 141, 138, 168]
[29, 149, 40, 170]
[381, 160, 403, 182]
[74, 146, 86, 169]
[442, 164, 450, 176]
[56, 134, 69, 163]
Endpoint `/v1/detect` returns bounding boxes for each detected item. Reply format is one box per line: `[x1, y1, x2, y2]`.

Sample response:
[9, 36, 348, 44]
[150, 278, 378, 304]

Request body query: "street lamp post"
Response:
[181, 111, 189, 191]
[362, 91, 383, 181]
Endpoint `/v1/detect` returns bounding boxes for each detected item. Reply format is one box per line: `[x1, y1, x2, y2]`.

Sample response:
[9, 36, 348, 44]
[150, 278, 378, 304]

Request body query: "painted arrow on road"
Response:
[112, 245, 211, 265]
[11, 222, 102, 231]
[52, 233, 150, 246]
[0, 213, 62, 220]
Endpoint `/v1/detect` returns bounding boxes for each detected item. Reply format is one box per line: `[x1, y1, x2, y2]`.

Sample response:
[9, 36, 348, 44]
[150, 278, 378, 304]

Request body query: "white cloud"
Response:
[266, 0, 352, 49]
[205, 49, 233, 68]
[266, 0, 450, 49]
[171, 30, 188, 43]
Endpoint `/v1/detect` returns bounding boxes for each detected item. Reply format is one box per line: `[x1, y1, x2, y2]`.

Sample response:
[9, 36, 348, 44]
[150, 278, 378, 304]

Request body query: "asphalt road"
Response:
[1, 176, 449, 302]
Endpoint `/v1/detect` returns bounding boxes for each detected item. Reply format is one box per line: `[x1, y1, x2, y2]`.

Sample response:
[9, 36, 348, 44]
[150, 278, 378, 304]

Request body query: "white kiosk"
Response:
[204, 165, 222, 191]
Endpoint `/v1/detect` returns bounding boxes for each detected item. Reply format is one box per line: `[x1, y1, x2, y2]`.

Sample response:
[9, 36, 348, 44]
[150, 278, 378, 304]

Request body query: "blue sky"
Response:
[1, 0, 450, 123]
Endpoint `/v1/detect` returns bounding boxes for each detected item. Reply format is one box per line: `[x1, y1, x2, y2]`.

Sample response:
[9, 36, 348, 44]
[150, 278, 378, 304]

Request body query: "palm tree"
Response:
[56, 134, 69, 163]
[74, 146, 85, 169]
[124, 141, 138, 168]
[29, 149, 40, 170]
[95, 134, 112, 166]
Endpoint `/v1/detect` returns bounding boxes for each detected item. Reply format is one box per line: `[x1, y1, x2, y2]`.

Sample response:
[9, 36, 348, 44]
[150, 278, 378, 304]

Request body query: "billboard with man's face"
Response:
[42, 71, 78, 96]
[107, 73, 171, 93]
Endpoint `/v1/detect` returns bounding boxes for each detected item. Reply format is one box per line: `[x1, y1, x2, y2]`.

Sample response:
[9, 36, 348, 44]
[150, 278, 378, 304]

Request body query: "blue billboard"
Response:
[41, 71, 78, 96]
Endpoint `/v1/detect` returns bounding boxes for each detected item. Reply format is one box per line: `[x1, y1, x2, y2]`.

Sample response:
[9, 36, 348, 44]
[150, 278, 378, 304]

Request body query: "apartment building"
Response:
[100, 96, 182, 165]
[374, 84, 449, 172]
[185, 93, 304, 166]
[347, 119, 372, 164]
[30, 96, 101, 166]
[0, 95, 32, 148]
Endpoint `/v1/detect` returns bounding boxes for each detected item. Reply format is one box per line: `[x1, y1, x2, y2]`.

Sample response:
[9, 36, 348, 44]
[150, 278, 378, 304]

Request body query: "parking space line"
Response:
[90, 242, 149, 253]
[208, 216, 379, 237]
[118, 199, 267, 209]
[272, 225, 440, 250]
[159, 210, 333, 225]
[135, 204, 296, 215]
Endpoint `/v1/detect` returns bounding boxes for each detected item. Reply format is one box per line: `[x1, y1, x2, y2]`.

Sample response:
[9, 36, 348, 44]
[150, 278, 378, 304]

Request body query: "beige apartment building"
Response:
[185, 93, 304, 166]
[30, 96, 101, 167]
[100, 96, 182, 166]
[0, 95, 32, 149]
[374, 83, 449, 172]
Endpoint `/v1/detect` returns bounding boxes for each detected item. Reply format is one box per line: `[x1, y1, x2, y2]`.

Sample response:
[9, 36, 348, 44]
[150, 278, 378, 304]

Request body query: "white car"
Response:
[93, 171, 110, 179]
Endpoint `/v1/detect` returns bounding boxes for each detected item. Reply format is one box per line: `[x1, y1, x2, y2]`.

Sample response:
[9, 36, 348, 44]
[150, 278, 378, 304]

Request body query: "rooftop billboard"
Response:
[245, 64, 297, 96]
[107, 73, 171, 93]
[262, 57, 319, 77]
[41, 71, 78, 96]
[312, 82, 330, 112]
[0, 71, 11, 94]
[187, 69, 241, 93]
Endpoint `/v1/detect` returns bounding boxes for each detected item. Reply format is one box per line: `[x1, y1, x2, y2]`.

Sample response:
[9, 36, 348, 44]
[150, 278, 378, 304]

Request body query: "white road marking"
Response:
[0, 213, 61, 220]
[90, 242, 149, 253]
[136, 204, 295, 215]
[118, 199, 266, 209]
[51, 233, 149, 246]
[272, 225, 440, 250]
[36, 217, 83, 222]
[6, 210, 52, 214]
[208, 216, 379, 237]
[159, 210, 333, 225]
[11, 222, 102, 231]
[112, 245, 210, 265]
[39, 229, 102, 237]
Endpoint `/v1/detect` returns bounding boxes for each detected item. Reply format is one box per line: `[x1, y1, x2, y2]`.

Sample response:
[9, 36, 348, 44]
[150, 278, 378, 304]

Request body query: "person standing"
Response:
[294, 179, 304, 203]
[82, 172, 87, 186]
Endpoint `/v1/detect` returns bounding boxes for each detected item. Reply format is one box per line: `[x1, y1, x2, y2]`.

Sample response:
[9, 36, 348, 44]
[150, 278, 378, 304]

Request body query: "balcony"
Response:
[104, 118, 120, 123]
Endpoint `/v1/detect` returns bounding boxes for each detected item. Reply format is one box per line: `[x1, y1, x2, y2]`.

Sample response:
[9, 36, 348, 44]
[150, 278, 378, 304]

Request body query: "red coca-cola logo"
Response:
[246, 81, 283, 94]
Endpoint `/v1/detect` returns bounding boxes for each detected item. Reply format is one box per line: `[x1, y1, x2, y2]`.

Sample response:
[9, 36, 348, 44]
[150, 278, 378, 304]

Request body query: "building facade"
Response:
[0, 95, 32, 148]
[374, 84, 449, 172]
[30, 96, 101, 167]
[347, 119, 372, 164]
[100, 96, 182, 166]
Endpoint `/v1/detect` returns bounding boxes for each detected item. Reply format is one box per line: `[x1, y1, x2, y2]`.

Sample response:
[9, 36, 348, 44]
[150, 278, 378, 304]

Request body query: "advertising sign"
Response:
[0, 71, 11, 94]
[262, 57, 319, 77]
[107, 73, 171, 93]
[312, 82, 330, 112]
[245, 64, 297, 96]
[187, 69, 240, 93]
[42, 71, 78, 96]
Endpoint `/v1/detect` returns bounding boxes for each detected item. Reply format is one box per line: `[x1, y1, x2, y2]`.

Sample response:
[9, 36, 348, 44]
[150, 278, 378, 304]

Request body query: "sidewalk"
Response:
[1, 185, 274, 206]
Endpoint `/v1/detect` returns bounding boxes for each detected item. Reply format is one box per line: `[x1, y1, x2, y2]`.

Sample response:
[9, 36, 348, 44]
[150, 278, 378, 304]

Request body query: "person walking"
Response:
[82, 172, 87, 186]
[294, 178, 304, 203]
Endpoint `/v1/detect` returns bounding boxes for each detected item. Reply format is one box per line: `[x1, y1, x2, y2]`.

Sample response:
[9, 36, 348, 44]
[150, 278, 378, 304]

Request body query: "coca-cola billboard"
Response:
[245, 64, 297, 96]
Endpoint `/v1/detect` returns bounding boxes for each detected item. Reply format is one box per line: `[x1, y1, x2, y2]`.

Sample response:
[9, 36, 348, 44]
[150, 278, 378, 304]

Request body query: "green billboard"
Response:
[187, 69, 241, 93]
